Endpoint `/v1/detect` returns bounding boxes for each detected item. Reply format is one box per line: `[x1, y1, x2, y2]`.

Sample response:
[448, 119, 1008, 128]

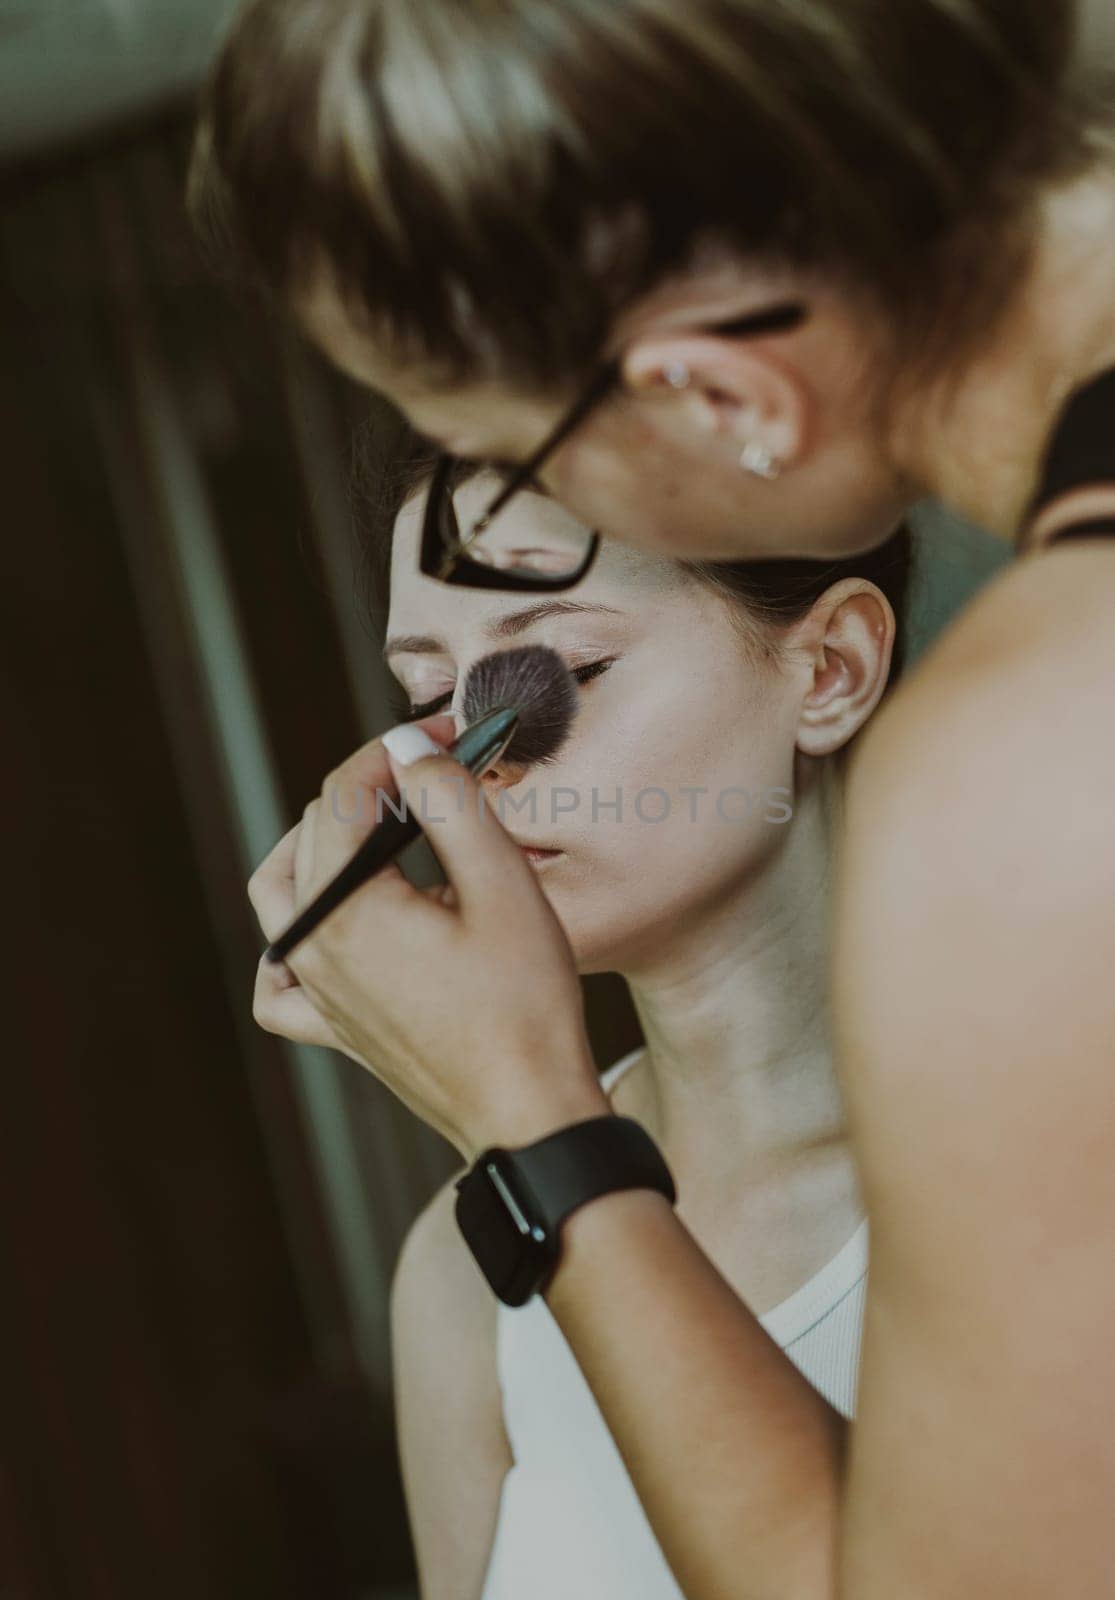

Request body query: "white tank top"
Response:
[481, 1049, 869, 1600]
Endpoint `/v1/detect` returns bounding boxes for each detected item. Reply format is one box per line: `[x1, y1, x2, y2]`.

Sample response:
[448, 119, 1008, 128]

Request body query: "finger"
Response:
[284, 856, 433, 995]
[324, 714, 459, 831]
[382, 741, 538, 916]
[253, 956, 342, 1048]
[415, 878, 459, 911]
[302, 715, 460, 897]
[293, 798, 320, 907]
[248, 821, 302, 939]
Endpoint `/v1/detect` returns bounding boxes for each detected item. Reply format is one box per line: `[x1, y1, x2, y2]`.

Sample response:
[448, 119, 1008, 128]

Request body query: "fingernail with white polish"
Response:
[382, 724, 444, 767]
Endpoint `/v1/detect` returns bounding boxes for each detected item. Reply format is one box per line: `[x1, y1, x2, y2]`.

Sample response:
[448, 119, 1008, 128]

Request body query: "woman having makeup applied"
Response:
[200, 3, 1115, 1596]
[380, 468, 908, 1600]
[253, 465, 984, 1598]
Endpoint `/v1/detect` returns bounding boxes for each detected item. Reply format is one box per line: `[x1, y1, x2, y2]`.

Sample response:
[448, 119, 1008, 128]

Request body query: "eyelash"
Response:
[406, 657, 615, 722]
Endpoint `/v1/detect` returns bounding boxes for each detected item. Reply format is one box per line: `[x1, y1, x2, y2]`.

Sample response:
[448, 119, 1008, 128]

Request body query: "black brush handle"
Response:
[264, 708, 517, 965]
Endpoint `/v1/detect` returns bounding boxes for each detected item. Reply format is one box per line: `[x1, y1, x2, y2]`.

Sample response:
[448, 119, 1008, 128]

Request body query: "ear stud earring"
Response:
[740, 440, 782, 481]
[664, 362, 691, 390]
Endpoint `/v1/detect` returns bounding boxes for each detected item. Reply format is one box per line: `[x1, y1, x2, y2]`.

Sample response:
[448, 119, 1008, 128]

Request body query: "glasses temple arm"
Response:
[478, 359, 622, 527]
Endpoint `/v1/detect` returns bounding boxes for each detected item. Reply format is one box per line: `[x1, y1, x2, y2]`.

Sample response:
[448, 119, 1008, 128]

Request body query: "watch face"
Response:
[455, 1152, 558, 1306]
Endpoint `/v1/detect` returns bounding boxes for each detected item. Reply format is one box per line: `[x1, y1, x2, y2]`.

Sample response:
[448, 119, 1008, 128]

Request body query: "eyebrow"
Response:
[383, 600, 623, 659]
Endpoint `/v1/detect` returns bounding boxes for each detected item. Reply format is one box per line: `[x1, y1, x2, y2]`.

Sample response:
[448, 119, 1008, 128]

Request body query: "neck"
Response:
[891, 161, 1115, 539]
[619, 772, 845, 1185]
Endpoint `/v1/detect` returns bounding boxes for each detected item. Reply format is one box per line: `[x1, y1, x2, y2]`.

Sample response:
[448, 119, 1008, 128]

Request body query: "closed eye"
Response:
[405, 687, 454, 721]
[405, 657, 615, 722]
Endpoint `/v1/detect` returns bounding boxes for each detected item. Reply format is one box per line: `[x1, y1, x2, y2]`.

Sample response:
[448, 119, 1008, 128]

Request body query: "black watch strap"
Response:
[455, 1115, 675, 1306]
[513, 1114, 676, 1223]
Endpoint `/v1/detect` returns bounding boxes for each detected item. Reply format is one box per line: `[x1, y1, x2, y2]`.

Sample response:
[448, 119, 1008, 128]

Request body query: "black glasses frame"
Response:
[419, 302, 809, 591]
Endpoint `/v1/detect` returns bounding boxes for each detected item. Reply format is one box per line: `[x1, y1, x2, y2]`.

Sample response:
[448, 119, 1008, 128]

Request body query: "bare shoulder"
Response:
[392, 1174, 510, 1600]
[392, 1171, 499, 1350]
[851, 535, 1115, 801]
[836, 537, 1115, 1270]
[837, 542, 1115, 1595]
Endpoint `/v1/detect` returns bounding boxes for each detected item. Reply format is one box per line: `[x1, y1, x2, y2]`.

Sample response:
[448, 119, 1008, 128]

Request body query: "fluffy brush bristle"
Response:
[461, 645, 578, 766]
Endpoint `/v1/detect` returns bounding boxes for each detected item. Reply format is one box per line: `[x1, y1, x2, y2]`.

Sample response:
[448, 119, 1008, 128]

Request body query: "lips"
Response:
[515, 842, 565, 866]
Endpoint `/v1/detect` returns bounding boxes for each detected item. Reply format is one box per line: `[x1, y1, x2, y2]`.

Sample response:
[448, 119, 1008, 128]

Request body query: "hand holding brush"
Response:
[262, 645, 578, 961]
[248, 642, 609, 1152]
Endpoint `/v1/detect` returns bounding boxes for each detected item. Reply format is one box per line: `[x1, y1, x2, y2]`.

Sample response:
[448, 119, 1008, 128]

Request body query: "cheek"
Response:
[556, 431, 704, 560]
[525, 667, 798, 963]
[531, 650, 795, 852]
[624, 654, 794, 802]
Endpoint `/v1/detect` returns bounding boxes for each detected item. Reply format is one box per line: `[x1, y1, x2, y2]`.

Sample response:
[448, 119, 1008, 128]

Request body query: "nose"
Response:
[448, 695, 530, 792]
[479, 753, 531, 793]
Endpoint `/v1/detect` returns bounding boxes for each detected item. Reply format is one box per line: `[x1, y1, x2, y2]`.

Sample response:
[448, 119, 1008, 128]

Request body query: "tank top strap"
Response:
[757, 1219, 869, 1348]
[1027, 363, 1115, 549]
[599, 1046, 646, 1096]
[1032, 365, 1115, 513]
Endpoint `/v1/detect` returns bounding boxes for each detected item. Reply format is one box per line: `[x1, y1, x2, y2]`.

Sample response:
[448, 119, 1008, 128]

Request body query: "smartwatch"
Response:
[454, 1115, 676, 1307]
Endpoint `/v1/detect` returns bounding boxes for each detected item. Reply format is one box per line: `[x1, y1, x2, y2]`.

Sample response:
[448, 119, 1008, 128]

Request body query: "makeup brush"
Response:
[462, 643, 578, 766]
[265, 645, 578, 964]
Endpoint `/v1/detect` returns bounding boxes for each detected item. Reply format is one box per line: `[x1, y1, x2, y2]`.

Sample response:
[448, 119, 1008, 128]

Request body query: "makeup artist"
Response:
[194, 3, 1115, 1596]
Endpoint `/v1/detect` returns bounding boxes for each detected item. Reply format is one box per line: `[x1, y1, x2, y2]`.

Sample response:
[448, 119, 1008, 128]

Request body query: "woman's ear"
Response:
[792, 580, 896, 759]
[623, 331, 812, 477]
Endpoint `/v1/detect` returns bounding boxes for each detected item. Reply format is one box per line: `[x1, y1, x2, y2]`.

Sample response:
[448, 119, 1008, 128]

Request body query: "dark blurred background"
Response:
[0, 4, 1010, 1598]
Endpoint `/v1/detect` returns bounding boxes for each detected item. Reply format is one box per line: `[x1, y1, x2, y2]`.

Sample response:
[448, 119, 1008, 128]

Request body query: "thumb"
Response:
[320, 713, 458, 841]
[408, 712, 459, 751]
[381, 728, 536, 914]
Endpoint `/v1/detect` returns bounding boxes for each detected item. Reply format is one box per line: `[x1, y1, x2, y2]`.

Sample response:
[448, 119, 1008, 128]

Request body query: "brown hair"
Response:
[192, 0, 1090, 388]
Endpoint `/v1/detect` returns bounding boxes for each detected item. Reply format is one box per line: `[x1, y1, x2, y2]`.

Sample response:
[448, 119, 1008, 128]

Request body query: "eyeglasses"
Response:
[419, 302, 809, 591]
